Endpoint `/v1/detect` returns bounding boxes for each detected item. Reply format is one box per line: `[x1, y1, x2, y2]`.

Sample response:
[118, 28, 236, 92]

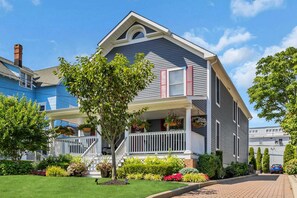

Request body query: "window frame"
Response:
[167, 67, 186, 97]
[215, 76, 220, 107]
[237, 136, 240, 158]
[38, 102, 46, 111]
[216, 120, 220, 150]
[233, 133, 236, 157]
[19, 72, 33, 90]
[233, 101, 237, 123]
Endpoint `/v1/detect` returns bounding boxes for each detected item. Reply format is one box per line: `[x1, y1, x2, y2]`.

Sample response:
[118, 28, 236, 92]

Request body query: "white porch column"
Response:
[96, 125, 102, 155]
[184, 107, 192, 155]
[125, 127, 130, 155]
[77, 118, 84, 137]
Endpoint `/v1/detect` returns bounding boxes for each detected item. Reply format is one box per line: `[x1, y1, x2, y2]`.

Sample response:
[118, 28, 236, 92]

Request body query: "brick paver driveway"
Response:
[175, 174, 293, 198]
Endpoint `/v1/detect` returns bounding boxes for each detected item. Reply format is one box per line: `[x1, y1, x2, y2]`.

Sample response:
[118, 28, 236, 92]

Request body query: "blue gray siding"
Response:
[106, 38, 207, 101]
[238, 108, 249, 163]
[210, 68, 248, 165]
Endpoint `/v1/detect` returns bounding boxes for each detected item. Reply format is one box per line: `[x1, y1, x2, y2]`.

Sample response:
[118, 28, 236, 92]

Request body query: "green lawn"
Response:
[0, 176, 186, 198]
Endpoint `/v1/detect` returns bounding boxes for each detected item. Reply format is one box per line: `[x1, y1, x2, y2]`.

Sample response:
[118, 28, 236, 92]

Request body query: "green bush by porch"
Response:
[0, 176, 186, 198]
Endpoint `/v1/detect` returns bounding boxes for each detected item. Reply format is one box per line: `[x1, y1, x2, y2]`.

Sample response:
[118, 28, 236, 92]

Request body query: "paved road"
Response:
[175, 174, 294, 198]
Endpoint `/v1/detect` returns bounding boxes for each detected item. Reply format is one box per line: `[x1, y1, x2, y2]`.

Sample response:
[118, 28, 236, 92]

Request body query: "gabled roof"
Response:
[98, 11, 252, 119]
[34, 66, 61, 87]
[0, 61, 19, 80]
[0, 56, 34, 74]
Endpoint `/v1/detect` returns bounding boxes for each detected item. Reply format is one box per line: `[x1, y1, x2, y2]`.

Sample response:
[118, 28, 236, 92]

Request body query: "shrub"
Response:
[67, 162, 88, 177]
[37, 154, 73, 170]
[96, 158, 112, 178]
[197, 154, 220, 179]
[179, 167, 199, 175]
[284, 159, 297, 175]
[124, 157, 142, 165]
[248, 147, 256, 170]
[144, 156, 164, 165]
[256, 147, 262, 171]
[127, 173, 143, 180]
[182, 173, 208, 182]
[164, 156, 184, 173]
[284, 144, 296, 166]
[117, 167, 125, 178]
[143, 174, 163, 181]
[46, 166, 68, 177]
[0, 160, 33, 175]
[31, 170, 46, 176]
[262, 148, 270, 173]
[163, 173, 182, 181]
[225, 162, 249, 178]
[122, 164, 175, 176]
[215, 150, 223, 165]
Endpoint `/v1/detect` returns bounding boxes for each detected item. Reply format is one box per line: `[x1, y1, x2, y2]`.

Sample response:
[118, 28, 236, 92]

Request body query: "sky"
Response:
[0, 0, 297, 127]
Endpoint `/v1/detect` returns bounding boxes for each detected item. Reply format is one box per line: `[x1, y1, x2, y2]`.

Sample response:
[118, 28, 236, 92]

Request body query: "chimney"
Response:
[14, 44, 23, 67]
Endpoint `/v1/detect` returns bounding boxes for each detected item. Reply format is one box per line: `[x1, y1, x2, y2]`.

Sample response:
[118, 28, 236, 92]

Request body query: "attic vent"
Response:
[132, 31, 144, 40]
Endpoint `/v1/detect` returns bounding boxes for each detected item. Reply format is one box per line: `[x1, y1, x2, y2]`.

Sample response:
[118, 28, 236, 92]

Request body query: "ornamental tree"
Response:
[248, 47, 297, 144]
[248, 147, 256, 170]
[256, 147, 262, 171]
[262, 148, 270, 173]
[56, 51, 155, 180]
[283, 144, 296, 165]
[0, 95, 51, 161]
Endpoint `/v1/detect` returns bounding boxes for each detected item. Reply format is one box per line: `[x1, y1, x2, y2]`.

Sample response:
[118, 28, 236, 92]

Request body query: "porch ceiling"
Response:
[46, 96, 205, 121]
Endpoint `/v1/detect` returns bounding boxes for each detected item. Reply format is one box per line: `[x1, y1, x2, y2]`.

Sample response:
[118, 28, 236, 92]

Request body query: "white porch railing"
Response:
[53, 136, 98, 156]
[129, 130, 186, 154]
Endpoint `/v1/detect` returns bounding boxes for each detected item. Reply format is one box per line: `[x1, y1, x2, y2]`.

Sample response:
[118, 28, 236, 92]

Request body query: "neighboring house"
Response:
[249, 126, 290, 165]
[46, 11, 252, 172]
[0, 44, 78, 112]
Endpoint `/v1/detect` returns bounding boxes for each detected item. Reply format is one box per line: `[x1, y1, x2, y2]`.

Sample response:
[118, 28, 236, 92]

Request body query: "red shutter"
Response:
[186, 66, 193, 95]
[160, 70, 167, 98]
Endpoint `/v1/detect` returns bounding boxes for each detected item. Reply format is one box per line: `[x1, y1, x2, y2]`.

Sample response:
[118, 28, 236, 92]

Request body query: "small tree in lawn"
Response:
[0, 95, 51, 161]
[262, 148, 270, 173]
[248, 147, 256, 170]
[284, 144, 296, 166]
[56, 51, 155, 180]
[256, 147, 262, 171]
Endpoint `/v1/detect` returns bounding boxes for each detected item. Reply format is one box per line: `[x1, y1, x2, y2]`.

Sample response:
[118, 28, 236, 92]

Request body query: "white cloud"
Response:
[219, 47, 258, 65]
[231, 0, 284, 17]
[32, 0, 40, 6]
[183, 28, 252, 52]
[231, 26, 297, 89]
[0, 0, 12, 11]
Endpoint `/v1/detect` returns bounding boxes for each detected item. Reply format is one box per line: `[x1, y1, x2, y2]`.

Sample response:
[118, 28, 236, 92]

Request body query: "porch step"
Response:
[87, 171, 101, 178]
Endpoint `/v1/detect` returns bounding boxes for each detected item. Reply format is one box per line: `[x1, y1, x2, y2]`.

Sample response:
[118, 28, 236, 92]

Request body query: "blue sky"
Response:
[1, 0, 297, 127]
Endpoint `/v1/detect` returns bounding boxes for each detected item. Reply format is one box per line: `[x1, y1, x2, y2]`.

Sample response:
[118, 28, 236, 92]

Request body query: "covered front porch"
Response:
[46, 96, 206, 160]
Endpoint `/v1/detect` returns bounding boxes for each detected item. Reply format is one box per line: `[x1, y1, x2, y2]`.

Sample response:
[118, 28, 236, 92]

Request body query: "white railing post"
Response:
[125, 127, 130, 155]
[184, 107, 192, 155]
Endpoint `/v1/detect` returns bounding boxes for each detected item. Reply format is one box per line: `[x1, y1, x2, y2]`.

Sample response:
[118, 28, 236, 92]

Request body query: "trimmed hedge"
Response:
[225, 162, 248, 178]
[248, 147, 256, 170]
[0, 160, 33, 175]
[262, 148, 270, 173]
[256, 147, 262, 171]
[121, 164, 175, 176]
[284, 144, 296, 166]
[37, 154, 73, 170]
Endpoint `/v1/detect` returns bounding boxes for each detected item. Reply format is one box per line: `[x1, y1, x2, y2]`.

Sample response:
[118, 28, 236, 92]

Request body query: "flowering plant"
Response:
[164, 113, 181, 127]
[163, 173, 183, 181]
[192, 116, 207, 128]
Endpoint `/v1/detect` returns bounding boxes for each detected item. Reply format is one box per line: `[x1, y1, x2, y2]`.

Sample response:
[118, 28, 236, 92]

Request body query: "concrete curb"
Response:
[288, 175, 297, 198]
[147, 174, 258, 198]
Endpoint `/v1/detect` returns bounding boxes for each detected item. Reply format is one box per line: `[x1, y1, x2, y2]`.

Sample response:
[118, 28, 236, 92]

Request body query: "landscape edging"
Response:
[148, 174, 258, 198]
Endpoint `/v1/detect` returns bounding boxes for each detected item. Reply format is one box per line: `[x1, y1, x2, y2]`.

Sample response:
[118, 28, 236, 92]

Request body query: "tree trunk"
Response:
[110, 140, 117, 180]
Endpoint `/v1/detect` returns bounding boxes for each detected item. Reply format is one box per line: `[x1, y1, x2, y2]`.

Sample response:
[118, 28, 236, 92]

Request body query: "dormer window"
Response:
[132, 31, 144, 40]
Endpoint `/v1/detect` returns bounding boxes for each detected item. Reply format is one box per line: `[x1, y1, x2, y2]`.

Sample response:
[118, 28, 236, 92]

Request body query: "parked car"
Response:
[270, 164, 283, 174]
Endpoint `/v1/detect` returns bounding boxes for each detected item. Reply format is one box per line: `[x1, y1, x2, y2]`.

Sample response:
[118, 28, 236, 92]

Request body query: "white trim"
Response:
[237, 136, 240, 158]
[38, 102, 46, 111]
[233, 133, 236, 157]
[216, 120, 220, 150]
[215, 75, 220, 107]
[206, 61, 212, 154]
[127, 24, 146, 40]
[167, 67, 186, 98]
[19, 71, 33, 90]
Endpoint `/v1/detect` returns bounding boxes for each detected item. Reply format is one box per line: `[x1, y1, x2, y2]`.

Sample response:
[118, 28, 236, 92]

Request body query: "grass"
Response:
[0, 175, 186, 198]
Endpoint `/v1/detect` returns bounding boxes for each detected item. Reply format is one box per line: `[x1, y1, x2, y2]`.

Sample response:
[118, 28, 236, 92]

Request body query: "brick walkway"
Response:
[175, 174, 294, 198]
